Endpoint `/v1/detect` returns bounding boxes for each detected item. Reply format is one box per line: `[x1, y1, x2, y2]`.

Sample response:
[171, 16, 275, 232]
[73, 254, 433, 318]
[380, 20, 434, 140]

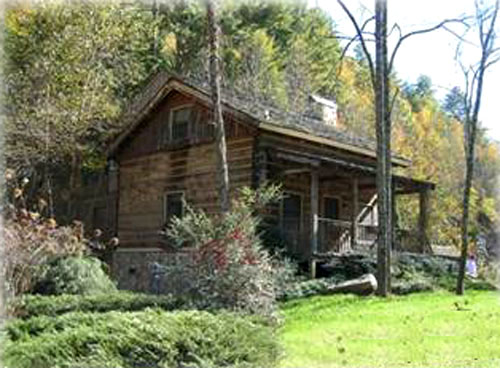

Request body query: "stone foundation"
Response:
[111, 248, 192, 294]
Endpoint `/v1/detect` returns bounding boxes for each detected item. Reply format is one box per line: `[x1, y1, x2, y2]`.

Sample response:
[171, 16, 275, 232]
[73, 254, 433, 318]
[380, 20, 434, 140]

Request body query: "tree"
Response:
[4, 1, 158, 215]
[456, 0, 500, 295]
[337, 0, 464, 296]
[206, 0, 230, 213]
[443, 86, 467, 121]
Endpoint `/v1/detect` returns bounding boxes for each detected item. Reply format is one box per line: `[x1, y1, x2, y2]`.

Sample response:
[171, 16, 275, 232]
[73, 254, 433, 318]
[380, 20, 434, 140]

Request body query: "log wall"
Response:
[115, 90, 256, 248]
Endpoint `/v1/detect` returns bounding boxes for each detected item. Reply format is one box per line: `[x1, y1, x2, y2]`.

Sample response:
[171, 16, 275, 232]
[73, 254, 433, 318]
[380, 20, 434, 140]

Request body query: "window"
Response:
[169, 106, 192, 142]
[163, 192, 184, 226]
[324, 197, 340, 219]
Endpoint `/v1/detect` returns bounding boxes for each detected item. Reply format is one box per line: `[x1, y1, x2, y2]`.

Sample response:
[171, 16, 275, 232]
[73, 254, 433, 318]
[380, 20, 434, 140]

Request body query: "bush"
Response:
[11, 292, 191, 319]
[3, 208, 88, 298]
[2, 310, 280, 368]
[2, 170, 119, 300]
[162, 185, 294, 317]
[32, 256, 116, 296]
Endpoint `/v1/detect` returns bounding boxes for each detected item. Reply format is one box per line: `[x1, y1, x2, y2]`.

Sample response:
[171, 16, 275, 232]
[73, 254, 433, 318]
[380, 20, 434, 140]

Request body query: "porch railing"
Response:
[317, 218, 378, 254]
[317, 218, 418, 255]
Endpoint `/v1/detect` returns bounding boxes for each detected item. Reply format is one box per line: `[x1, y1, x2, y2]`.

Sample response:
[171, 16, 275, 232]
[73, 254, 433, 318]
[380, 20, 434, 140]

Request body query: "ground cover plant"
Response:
[10, 292, 191, 319]
[280, 290, 500, 368]
[2, 309, 280, 368]
[279, 253, 497, 300]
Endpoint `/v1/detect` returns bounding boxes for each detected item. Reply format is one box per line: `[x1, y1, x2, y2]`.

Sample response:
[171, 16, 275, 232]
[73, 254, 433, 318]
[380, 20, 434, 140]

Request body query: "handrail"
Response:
[317, 217, 351, 226]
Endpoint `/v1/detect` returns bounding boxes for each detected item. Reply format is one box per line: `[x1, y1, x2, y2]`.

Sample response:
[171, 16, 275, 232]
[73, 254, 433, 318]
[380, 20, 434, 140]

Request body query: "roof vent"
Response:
[310, 94, 338, 127]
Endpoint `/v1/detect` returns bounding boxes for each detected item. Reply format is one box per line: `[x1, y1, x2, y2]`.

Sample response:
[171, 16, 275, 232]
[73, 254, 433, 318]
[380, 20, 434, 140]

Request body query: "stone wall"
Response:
[111, 249, 193, 294]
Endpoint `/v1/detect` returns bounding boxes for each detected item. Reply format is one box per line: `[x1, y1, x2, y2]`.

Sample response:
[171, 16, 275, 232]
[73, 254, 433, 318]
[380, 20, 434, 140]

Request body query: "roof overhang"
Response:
[260, 122, 410, 167]
[107, 73, 411, 168]
[271, 147, 435, 193]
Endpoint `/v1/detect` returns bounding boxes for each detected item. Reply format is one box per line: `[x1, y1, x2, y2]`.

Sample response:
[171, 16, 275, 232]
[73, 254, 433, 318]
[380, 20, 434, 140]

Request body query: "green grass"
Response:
[280, 290, 500, 368]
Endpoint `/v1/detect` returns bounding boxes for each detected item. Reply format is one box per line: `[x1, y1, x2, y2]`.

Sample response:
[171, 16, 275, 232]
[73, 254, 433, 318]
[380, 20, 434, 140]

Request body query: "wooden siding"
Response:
[115, 90, 256, 248]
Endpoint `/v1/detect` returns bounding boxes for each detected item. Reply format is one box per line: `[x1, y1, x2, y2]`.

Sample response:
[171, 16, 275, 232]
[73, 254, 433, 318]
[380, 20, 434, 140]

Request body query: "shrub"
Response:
[11, 292, 191, 319]
[2, 171, 118, 300]
[2, 310, 280, 368]
[162, 185, 294, 317]
[32, 256, 116, 296]
[3, 208, 88, 298]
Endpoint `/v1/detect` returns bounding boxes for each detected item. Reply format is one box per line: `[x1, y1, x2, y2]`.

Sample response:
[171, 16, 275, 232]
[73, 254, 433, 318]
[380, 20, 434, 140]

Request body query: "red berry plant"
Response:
[165, 184, 293, 317]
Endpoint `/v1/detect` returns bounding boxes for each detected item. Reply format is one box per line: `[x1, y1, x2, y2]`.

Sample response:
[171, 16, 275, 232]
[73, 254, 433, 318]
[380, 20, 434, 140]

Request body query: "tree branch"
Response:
[336, 16, 376, 79]
[337, 0, 376, 89]
[388, 18, 468, 74]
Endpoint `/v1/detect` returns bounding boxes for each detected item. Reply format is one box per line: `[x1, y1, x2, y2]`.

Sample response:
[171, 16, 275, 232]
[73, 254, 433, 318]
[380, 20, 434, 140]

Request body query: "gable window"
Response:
[163, 192, 184, 226]
[323, 197, 340, 220]
[169, 106, 192, 142]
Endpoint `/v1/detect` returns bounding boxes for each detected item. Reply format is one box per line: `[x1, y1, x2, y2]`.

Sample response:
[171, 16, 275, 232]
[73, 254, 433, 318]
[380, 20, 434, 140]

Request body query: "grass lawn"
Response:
[280, 290, 500, 368]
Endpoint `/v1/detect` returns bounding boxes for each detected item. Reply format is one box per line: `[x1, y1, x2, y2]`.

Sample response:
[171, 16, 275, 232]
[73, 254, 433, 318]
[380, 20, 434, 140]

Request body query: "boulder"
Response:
[326, 273, 378, 295]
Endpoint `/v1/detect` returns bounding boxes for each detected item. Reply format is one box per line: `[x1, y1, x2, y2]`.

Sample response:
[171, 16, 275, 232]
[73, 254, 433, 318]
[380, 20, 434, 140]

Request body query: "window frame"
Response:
[167, 104, 194, 143]
[163, 191, 185, 226]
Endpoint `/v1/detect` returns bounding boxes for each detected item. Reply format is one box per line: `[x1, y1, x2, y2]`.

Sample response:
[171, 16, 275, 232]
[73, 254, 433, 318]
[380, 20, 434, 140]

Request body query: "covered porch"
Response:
[257, 145, 435, 267]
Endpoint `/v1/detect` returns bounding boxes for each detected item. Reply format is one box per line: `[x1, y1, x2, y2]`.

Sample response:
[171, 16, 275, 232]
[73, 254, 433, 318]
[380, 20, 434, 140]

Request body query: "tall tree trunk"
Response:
[456, 57, 487, 295]
[456, 0, 498, 295]
[375, 0, 391, 296]
[206, 0, 230, 213]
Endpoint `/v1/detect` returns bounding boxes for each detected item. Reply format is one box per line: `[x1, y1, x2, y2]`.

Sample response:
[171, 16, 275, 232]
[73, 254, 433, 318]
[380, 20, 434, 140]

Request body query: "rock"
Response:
[326, 273, 378, 295]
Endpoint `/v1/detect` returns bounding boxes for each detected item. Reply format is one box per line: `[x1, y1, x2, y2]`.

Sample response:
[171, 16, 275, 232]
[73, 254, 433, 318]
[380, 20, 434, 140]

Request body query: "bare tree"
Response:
[337, 0, 465, 296]
[456, 0, 499, 295]
[206, 0, 230, 213]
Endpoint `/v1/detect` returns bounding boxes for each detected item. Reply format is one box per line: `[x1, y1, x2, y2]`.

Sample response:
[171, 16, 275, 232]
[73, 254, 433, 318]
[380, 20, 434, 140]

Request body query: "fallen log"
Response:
[326, 273, 378, 295]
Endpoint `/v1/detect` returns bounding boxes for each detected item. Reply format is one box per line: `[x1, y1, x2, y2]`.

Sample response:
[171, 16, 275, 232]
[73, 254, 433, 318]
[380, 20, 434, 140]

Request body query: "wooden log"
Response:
[326, 273, 378, 295]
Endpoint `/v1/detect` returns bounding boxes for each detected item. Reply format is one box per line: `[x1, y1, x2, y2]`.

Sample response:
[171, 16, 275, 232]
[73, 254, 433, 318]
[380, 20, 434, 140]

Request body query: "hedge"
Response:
[3, 309, 280, 368]
[11, 292, 192, 319]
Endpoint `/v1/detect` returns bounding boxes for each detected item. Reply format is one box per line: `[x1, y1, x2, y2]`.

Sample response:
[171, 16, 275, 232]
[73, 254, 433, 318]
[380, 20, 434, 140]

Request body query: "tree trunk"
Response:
[375, 0, 391, 296]
[456, 0, 498, 293]
[206, 0, 230, 213]
[456, 63, 486, 295]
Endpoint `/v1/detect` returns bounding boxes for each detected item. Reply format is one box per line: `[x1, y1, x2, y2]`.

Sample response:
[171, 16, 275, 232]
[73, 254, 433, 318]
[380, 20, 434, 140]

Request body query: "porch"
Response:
[256, 144, 435, 268]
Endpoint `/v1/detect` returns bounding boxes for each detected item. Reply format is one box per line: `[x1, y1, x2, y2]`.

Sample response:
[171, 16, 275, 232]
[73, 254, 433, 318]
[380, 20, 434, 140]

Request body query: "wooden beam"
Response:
[351, 176, 359, 250]
[283, 168, 311, 176]
[106, 159, 119, 237]
[310, 170, 319, 278]
[276, 151, 320, 167]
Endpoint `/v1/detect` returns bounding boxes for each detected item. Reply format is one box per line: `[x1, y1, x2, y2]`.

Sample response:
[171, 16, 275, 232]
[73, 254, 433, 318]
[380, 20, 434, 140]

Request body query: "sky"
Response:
[311, 0, 500, 142]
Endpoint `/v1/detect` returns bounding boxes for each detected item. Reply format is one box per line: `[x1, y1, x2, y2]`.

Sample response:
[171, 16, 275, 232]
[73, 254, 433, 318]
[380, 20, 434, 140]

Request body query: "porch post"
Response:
[310, 170, 319, 278]
[350, 176, 359, 251]
[391, 179, 396, 250]
[418, 188, 430, 253]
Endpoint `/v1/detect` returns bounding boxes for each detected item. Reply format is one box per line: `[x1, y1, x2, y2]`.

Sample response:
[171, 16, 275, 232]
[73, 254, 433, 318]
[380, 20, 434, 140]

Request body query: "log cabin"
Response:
[105, 73, 435, 291]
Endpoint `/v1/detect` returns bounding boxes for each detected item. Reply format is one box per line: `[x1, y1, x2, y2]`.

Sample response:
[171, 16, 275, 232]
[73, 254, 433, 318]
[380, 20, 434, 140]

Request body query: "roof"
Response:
[108, 72, 410, 166]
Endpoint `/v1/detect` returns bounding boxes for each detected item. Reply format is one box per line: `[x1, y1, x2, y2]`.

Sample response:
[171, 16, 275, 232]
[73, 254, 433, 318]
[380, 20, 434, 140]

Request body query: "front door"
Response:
[281, 193, 302, 255]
